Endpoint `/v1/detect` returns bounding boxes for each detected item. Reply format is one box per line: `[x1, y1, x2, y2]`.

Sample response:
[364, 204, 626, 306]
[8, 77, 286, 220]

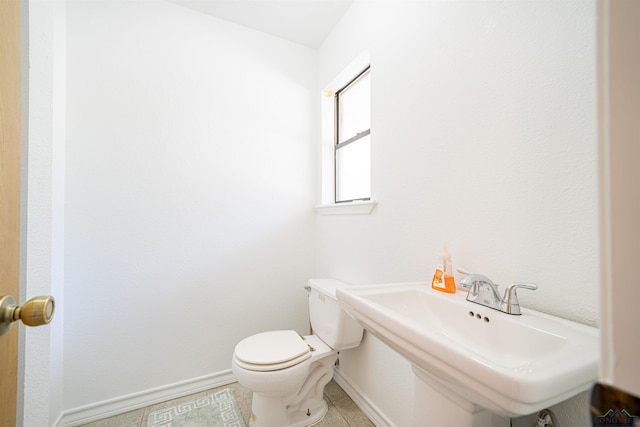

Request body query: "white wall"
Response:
[317, 2, 599, 426]
[34, 1, 604, 425]
[64, 0, 317, 415]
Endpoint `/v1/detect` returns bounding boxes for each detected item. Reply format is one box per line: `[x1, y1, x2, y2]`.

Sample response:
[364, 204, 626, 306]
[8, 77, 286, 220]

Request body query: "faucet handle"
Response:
[501, 283, 538, 315]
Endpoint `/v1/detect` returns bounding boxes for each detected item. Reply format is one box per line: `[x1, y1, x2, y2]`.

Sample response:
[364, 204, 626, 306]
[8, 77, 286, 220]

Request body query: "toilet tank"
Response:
[307, 279, 364, 351]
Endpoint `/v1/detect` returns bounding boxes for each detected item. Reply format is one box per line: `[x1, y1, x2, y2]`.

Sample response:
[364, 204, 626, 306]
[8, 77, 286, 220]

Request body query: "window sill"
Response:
[315, 200, 377, 215]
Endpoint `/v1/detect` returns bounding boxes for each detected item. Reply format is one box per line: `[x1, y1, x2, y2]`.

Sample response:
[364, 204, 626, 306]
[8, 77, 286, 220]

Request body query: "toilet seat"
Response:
[234, 330, 312, 372]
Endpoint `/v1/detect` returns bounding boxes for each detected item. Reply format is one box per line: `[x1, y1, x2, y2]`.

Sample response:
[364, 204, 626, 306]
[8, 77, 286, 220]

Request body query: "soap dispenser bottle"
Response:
[431, 244, 456, 293]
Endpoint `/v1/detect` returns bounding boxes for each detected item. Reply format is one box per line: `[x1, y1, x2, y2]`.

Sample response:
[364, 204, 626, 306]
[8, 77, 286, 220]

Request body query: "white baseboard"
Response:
[333, 369, 396, 427]
[57, 368, 393, 427]
[58, 370, 236, 427]
[51, 411, 64, 427]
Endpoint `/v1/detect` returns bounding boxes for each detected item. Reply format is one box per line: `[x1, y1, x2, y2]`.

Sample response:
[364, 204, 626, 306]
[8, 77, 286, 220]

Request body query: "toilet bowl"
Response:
[231, 279, 364, 427]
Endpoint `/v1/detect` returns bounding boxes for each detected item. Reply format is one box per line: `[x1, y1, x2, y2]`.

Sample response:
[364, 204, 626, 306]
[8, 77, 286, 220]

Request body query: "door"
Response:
[0, 0, 22, 425]
[592, 0, 640, 424]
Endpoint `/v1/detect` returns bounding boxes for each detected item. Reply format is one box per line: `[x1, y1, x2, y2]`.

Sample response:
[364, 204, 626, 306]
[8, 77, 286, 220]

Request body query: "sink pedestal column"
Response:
[413, 366, 510, 427]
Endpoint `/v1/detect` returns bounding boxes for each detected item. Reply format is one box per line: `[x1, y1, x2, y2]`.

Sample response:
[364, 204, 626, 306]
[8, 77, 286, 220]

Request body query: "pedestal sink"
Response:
[336, 282, 599, 427]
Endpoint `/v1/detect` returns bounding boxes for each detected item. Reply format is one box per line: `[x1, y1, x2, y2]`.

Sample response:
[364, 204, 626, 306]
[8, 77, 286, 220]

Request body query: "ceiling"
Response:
[169, 0, 354, 49]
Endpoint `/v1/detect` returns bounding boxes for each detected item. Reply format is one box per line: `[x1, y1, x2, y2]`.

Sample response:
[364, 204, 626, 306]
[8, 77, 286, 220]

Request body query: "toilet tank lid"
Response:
[307, 278, 350, 300]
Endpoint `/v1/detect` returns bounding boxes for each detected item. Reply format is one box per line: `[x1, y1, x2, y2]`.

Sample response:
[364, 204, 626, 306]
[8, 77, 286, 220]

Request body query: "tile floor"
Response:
[80, 379, 374, 427]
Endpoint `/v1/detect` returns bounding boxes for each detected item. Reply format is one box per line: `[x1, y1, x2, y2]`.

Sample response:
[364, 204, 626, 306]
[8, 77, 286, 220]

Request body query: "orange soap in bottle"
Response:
[431, 244, 456, 293]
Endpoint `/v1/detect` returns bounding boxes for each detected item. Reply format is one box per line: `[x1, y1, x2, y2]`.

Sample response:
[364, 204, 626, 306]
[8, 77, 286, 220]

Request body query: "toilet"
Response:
[232, 278, 364, 427]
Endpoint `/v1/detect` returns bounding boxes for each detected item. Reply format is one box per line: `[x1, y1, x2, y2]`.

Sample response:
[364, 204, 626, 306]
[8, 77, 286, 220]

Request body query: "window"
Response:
[334, 67, 371, 203]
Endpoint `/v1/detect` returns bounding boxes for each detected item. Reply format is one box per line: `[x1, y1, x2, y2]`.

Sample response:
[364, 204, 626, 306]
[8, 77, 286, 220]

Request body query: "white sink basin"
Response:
[336, 282, 599, 418]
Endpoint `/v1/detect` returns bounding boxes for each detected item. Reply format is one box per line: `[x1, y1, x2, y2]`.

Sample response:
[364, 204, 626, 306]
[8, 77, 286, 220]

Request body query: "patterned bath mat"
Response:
[146, 388, 246, 427]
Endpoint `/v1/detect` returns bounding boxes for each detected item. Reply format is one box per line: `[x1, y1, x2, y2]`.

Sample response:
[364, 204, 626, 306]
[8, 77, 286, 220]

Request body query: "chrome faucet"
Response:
[457, 268, 538, 315]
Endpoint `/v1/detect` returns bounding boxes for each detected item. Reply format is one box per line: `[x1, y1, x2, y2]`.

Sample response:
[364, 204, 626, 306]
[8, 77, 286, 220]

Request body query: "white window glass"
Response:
[335, 67, 370, 203]
[336, 134, 371, 202]
[338, 71, 371, 143]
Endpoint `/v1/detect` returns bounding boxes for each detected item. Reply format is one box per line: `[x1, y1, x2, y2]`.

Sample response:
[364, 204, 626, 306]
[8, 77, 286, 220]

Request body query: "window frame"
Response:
[334, 66, 371, 204]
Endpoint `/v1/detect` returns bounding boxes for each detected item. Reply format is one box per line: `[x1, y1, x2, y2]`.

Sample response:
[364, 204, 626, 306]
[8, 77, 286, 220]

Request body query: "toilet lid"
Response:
[234, 330, 311, 372]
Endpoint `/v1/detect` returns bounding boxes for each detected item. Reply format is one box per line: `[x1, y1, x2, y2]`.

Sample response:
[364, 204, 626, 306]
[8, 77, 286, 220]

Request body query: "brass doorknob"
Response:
[0, 295, 55, 336]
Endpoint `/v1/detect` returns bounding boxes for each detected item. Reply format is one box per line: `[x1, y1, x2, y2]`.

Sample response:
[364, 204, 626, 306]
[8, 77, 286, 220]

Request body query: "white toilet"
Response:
[232, 278, 364, 427]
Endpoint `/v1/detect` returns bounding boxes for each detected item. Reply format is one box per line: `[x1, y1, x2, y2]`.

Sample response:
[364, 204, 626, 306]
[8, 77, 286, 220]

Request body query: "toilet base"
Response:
[250, 394, 290, 427]
[248, 349, 337, 427]
[249, 393, 328, 427]
[286, 399, 328, 427]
